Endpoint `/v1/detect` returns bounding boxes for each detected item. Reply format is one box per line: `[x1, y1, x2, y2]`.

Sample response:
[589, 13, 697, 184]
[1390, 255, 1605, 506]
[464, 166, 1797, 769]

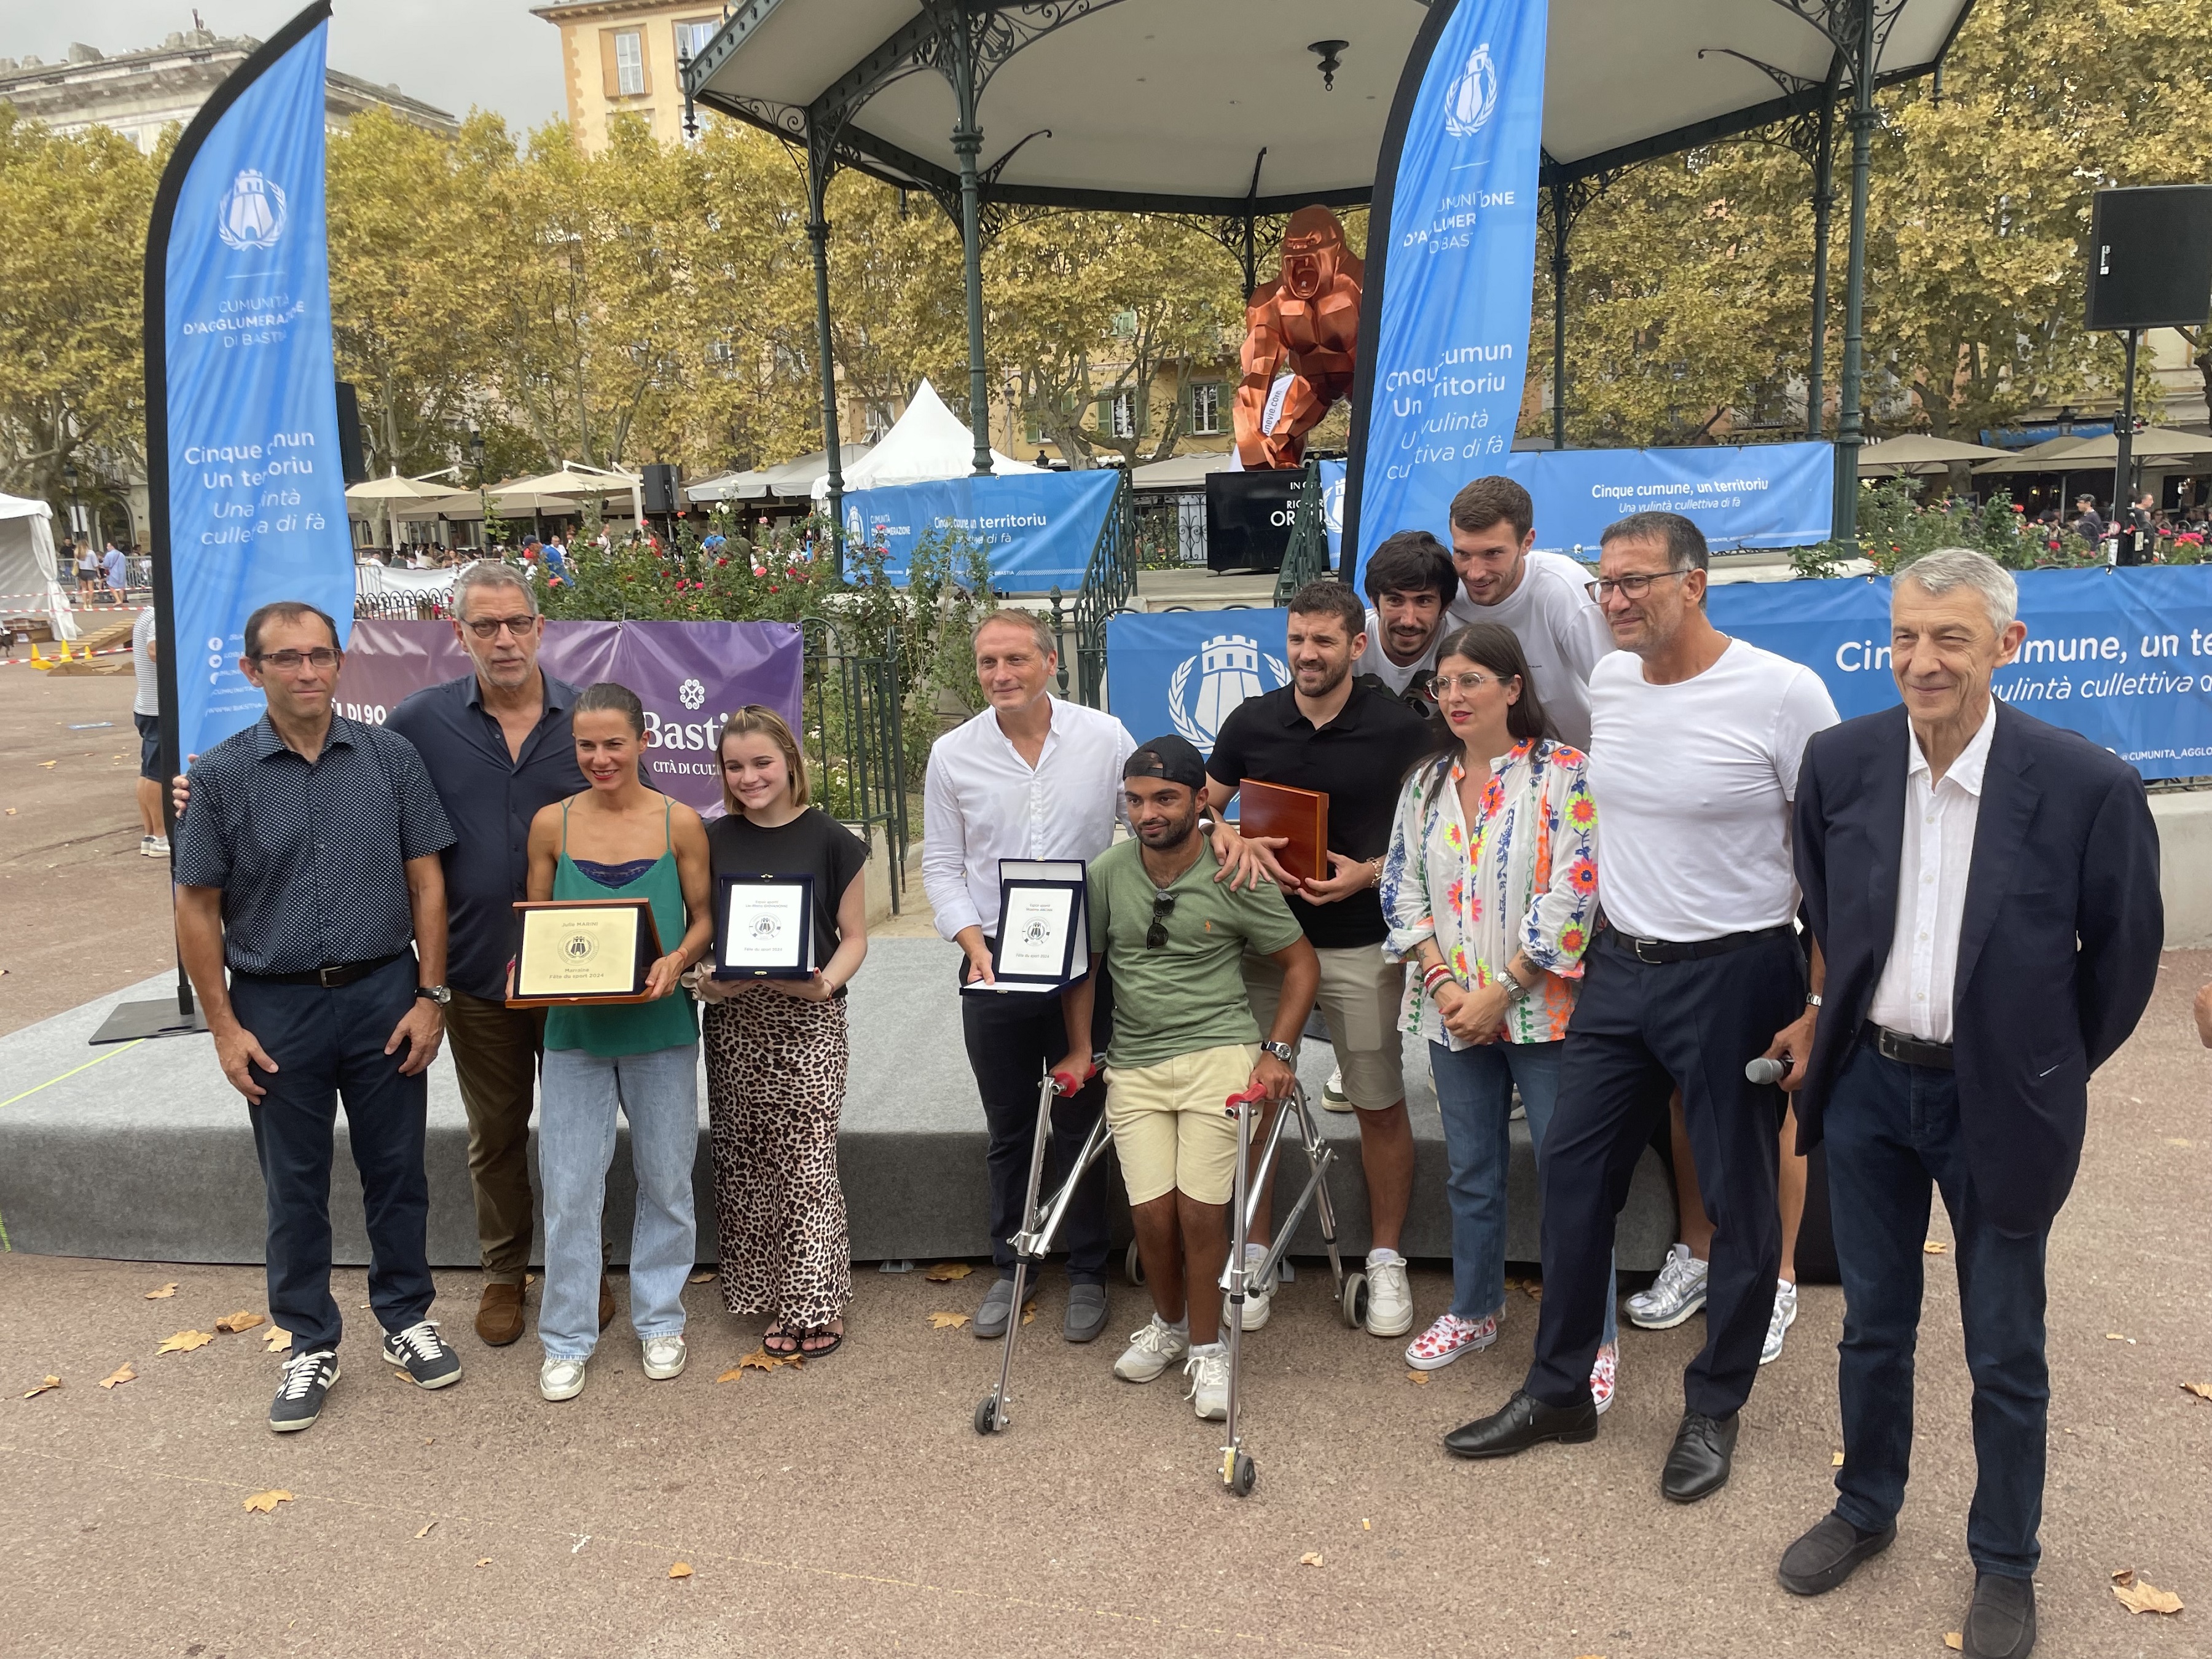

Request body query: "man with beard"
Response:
[1355, 530, 1457, 709]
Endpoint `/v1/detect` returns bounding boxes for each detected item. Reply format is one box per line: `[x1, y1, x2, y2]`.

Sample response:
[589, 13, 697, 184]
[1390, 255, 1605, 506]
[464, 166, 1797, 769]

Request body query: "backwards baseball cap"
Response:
[1123, 734, 1207, 791]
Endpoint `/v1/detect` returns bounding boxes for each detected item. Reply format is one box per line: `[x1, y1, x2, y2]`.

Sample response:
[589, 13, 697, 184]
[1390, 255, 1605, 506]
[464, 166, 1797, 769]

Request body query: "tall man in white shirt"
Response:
[1444, 476, 1615, 750]
[923, 610, 1135, 1344]
[1445, 511, 1837, 1505]
[1779, 549, 2161, 1659]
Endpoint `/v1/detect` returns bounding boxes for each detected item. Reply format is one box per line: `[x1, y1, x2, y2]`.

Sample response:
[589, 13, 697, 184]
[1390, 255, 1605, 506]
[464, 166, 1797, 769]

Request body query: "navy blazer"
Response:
[1792, 701, 2163, 1236]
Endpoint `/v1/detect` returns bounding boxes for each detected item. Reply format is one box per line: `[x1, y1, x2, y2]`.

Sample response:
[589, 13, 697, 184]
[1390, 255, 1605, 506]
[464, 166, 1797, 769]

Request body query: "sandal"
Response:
[761, 1325, 801, 1357]
[796, 1324, 844, 1359]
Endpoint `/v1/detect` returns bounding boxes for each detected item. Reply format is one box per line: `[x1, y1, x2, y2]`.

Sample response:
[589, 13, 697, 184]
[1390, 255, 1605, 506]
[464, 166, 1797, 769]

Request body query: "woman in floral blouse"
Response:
[1381, 622, 1621, 1410]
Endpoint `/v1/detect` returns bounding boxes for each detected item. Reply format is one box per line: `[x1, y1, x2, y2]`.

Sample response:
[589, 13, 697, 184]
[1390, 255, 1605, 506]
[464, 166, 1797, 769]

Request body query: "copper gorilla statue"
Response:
[1233, 205, 1363, 470]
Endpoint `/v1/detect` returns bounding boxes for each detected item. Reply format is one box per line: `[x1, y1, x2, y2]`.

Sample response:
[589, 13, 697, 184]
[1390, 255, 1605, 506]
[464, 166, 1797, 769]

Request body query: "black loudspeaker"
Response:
[2085, 185, 2212, 331]
[1206, 469, 1302, 573]
[333, 380, 367, 484]
[642, 462, 680, 516]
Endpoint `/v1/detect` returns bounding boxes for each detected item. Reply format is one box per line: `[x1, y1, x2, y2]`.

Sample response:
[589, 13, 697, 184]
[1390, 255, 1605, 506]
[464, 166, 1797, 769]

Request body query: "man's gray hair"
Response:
[972, 607, 1056, 657]
[455, 559, 538, 616]
[1893, 546, 2017, 632]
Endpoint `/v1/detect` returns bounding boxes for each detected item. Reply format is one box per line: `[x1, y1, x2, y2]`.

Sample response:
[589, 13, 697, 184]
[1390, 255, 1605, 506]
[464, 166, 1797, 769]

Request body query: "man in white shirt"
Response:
[1443, 476, 1615, 750]
[1446, 510, 1837, 1507]
[1354, 530, 1456, 705]
[923, 610, 1134, 1344]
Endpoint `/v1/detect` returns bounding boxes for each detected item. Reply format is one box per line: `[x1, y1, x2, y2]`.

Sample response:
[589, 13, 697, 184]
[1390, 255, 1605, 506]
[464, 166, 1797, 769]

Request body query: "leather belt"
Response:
[1861, 1021, 1954, 1070]
[1601, 923, 1794, 965]
[236, 950, 407, 989]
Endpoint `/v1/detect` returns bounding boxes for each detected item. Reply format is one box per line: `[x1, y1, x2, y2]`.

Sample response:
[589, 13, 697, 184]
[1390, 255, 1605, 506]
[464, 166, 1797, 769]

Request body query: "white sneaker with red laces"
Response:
[1404, 1309, 1500, 1371]
[1591, 1343, 1620, 1416]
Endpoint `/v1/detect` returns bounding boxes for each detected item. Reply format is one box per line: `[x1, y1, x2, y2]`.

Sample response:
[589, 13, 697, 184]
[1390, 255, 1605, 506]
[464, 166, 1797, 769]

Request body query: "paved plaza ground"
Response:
[3, 664, 2208, 1658]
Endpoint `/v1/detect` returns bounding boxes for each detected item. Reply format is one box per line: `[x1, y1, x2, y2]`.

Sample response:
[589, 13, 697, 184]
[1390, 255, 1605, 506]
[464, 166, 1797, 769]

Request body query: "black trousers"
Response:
[230, 955, 434, 1353]
[959, 952, 1112, 1283]
[1526, 928, 1802, 1418]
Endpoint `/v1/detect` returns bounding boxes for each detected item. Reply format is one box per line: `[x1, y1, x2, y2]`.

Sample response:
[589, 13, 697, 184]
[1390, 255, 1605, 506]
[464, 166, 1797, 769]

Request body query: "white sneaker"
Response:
[146, 834, 170, 855]
[1184, 1344, 1230, 1420]
[1226, 1244, 1273, 1332]
[1364, 1252, 1414, 1338]
[1112, 1316, 1190, 1383]
[538, 1356, 586, 1401]
[641, 1334, 686, 1379]
[1321, 1065, 1353, 1112]
[1626, 1242, 1709, 1330]
[1760, 1279, 1799, 1365]
[1404, 1309, 1499, 1370]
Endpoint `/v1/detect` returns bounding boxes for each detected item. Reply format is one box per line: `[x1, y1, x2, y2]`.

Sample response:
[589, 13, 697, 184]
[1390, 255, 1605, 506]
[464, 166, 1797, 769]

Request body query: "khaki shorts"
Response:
[1104, 1043, 1257, 1207]
[1242, 944, 1405, 1111]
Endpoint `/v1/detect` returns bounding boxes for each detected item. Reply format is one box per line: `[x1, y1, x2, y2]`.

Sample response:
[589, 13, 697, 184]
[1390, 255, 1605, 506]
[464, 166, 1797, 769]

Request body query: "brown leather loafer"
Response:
[598, 1274, 617, 1332]
[475, 1281, 525, 1347]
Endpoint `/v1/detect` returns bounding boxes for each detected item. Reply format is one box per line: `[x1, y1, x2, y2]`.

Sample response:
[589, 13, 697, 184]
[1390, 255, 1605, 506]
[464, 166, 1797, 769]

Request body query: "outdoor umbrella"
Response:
[1856, 434, 2014, 476]
[2034, 426, 2212, 464]
[1971, 435, 2093, 476]
[344, 469, 459, 549]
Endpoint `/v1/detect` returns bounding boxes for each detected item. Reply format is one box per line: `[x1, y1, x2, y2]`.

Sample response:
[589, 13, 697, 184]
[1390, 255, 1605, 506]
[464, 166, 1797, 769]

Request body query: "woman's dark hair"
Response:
[573, 680, 647, 738]
[1412, 622, 1555, 774]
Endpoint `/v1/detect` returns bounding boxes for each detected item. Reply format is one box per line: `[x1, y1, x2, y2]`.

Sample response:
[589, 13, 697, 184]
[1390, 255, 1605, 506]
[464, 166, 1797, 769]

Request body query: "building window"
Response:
[614, 29, 645, 96]
[1191, 383, 1222, 436]
[675, 18, 719, 61]
[1110, 389, 1137, 439]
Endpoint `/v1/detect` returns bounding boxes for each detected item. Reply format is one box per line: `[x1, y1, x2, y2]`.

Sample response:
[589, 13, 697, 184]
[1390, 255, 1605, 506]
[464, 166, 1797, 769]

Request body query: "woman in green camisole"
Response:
[523, 681, 713, 1405]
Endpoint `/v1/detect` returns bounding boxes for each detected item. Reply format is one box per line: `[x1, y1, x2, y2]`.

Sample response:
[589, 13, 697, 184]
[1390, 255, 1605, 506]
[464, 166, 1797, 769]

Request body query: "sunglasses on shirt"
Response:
[1145, 889, 1177, 949]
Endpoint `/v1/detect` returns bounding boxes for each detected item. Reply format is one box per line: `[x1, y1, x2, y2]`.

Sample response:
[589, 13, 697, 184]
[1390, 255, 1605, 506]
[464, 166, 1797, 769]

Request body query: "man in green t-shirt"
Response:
[1056, 735, 1317, 1422]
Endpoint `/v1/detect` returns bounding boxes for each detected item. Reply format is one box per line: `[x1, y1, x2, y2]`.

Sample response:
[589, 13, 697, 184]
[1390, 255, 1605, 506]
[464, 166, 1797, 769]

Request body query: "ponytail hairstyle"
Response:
[718, 704, 810, 812]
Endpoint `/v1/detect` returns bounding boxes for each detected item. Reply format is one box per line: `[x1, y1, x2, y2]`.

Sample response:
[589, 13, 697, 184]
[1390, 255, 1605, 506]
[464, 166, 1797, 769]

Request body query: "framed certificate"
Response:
[1239, 778, 1330, 884]
[714, 873, 815, 979]
[506, 899, 661, 1006]
[972, 859, 1089, 992]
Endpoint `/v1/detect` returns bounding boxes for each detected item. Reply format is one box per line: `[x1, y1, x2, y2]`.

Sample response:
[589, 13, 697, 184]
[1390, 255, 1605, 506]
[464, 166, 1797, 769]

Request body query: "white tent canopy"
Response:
[810, 381, 1037, 500]
[0, 491, 79, 641]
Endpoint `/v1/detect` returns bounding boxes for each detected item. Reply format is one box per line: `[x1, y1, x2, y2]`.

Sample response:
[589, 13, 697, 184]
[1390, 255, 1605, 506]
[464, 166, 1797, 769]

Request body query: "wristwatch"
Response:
[415, 984, 452, 1006]
[1805, 992, 1824, 1008]
[1259, 1040, 1295, 1062]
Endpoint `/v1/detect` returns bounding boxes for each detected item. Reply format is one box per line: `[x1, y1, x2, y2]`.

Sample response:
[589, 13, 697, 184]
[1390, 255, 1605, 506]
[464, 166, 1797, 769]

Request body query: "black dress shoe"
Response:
[1962, 1572, 2036, 1659]
[1443, 1389, 1598, 1459]
[1659, 1409, 1739, 1502]
[1777, 1512, 1897, 1595]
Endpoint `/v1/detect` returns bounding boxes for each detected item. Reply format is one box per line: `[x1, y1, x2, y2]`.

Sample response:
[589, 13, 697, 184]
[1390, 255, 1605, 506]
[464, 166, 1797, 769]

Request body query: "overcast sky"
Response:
[0, 0, 569, 132]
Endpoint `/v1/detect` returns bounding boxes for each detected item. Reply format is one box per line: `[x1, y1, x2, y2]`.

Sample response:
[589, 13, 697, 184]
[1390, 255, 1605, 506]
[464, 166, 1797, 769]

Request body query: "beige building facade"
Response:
[533, 1, 726, 151]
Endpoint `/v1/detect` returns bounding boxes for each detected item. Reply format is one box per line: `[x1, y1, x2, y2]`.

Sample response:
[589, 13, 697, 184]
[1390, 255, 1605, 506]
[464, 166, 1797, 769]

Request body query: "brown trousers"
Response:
[443, 990, 546, 1282]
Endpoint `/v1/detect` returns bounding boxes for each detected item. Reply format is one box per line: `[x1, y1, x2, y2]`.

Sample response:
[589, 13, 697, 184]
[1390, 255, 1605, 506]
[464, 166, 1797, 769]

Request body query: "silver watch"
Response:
[1259, 1040, 1295, 1062]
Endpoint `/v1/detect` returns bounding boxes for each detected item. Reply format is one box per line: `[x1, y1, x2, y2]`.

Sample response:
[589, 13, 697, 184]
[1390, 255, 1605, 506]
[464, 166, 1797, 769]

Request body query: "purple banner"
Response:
[333, 619, 803, 816]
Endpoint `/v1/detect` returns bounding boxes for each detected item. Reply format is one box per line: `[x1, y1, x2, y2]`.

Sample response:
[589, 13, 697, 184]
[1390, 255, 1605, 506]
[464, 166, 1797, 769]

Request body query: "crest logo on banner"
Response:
[678, 677, 707, 710]
[1169, 633, 1288, 754]
[1444, 44, 1499, 137]
[216, 168, 287, 249]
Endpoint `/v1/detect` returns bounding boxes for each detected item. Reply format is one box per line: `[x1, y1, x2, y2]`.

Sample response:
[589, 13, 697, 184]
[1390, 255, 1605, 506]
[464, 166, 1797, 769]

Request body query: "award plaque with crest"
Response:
[713, 873, 815, 979]
[973, 859, 1089, 993]
[506, 898, 661, 1006]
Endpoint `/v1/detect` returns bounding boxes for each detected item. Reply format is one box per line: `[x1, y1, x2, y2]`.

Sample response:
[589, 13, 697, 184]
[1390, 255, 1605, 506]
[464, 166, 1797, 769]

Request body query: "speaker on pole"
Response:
[333, 379, 367, 484]
[642, 462, 680, 517]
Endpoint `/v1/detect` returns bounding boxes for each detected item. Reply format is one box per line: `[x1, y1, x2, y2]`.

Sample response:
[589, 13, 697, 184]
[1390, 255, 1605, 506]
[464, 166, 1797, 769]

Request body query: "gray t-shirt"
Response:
[131, 606, 159, 716]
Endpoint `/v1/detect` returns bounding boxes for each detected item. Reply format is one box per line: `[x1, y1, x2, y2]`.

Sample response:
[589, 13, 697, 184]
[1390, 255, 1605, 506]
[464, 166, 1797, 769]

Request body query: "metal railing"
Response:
[1071, 469, 1139, 707]
[353, 589, 453, 621]
[1272, 457, 1330, 603]
[799, 616, 911, 912]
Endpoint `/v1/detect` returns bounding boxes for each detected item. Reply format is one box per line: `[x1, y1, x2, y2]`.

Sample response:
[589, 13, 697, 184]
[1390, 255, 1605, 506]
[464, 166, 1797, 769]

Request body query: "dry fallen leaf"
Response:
[1298, 1551, 1324, 1567]
[923, 1262, 975, 1282]
[1923, 1241, 1948, 1255]
[1832, 1451, 1847, 1467]
[415, 1520, 438, 1539]
[1405, 1368, 1430, 1386]
[2183, 1381, 2212, 1402]
[475, 1558, 492, 1569]
[263, 1327, 292, 1354]
[927, 1311, 971, 1330]
[97, 1362, 135, 1389]
[241, 1489, 293, 1513]
[1943, 1636, 1963, 1653]
[1522, 1281, 1543, 1301]
[686, 1271, 715, 1284]
[668, 1562, 693, 1580]
[2105, 1333, 2136, 1345]
[2112, 1575, 2184, 1615]
[1021, 1300, 1038, 1327]
[2112, 1567, 2136, 1585]
[214, 1310, 265, 1333]
[715, 1366, 747, 1383]
[737, 1347, 788, 1371]
[156, 1330, 216, 1354]
[143, 1282, 178, 1300]
[23, 1375, 61, 1398]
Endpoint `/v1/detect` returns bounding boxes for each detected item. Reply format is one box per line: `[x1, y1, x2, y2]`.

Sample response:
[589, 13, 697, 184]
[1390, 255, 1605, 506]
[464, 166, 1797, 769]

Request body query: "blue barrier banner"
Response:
[1321, 458, 1347, 565]
[1343, 0, 1548, 578]
[1105, 609, 1290, 758]
[151, 6, 352, 763]
[1709, 566, 2212, 780]
[843, 469, 1118, 592]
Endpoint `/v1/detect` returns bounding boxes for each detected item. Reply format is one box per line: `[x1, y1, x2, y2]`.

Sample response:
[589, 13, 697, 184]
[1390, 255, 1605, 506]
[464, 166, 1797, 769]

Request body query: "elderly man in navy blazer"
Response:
[1779, 547, 2162, 1659]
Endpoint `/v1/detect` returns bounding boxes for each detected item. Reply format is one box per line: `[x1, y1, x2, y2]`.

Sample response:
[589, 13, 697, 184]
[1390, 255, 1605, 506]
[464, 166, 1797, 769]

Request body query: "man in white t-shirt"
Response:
[1445, 510, 1837, 1507]
[1444, 476, 1614, 749]
[1354, 530, 1456, 706]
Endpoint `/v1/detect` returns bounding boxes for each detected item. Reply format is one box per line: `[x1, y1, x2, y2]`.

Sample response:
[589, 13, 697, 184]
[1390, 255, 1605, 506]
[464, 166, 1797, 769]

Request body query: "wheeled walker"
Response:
[973, 1061, 1110, 1437]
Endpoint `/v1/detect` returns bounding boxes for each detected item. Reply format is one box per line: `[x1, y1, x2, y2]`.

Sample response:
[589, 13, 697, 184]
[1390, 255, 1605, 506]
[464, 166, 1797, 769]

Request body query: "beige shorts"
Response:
[1104, 1043, 1258, 1207]
[1242, 944, 1405, 1111]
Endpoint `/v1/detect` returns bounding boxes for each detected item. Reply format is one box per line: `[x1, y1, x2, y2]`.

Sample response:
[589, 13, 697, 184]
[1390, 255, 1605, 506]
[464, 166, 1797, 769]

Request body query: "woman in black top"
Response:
[689, 706, 869, 1356]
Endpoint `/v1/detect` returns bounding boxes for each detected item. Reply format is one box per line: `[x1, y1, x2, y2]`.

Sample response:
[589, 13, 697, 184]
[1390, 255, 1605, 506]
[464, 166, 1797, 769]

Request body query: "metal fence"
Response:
[799, 616, 911, 912]
[1071, 471, 1139, 706]
[1131, 489, 1207, 567]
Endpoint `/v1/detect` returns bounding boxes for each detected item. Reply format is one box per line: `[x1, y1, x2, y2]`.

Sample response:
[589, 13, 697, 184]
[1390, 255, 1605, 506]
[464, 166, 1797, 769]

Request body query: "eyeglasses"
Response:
[1424, 670, 1505, 700]
[1585, 570, 1690, 602]
[1145, 889, 1177, 950]
[462, 615, 537, 640]
[252, 648, 339, 670]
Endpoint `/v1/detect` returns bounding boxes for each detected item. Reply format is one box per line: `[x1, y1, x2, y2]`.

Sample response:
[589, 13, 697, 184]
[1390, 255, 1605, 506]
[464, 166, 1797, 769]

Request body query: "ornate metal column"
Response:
[1542, 170, 1615, 451]
[1806, 56, 1841, 438]
[806, 135, 848, 576]
[939, 4, 994, 475]
[1835, 1, 1878, 544]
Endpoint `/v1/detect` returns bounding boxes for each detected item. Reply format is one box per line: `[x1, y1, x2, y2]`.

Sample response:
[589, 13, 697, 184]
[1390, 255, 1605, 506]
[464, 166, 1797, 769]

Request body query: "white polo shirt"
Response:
[1446, 549, 1615, 750]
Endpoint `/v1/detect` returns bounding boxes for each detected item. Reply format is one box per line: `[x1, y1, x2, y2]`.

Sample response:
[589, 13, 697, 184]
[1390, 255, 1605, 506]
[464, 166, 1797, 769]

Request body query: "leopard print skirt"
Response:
[702, 992, 852, 1330]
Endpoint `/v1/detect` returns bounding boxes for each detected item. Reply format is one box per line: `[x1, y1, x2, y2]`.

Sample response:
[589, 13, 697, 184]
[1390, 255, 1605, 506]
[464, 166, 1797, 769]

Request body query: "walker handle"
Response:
[1050, 1061, 1097, 1096]
[1223, 1084, 1268, 1116]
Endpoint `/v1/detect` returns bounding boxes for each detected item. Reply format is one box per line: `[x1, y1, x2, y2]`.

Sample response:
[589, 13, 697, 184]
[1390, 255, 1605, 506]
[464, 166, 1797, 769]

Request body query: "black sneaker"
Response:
[269, 1349, 339, 1433]
[382, 1320, 463, 1389]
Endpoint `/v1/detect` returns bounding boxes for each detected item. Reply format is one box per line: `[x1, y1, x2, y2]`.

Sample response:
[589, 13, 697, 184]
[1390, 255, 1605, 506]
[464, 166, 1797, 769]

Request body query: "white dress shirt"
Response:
[922, 696, 1134, 941]
[1868, 702, 1997, 1043]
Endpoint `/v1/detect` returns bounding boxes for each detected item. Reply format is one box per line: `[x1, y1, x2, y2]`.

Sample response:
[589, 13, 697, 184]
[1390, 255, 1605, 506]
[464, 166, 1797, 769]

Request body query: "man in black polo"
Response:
[174, 601, 461, 1433]
[1206, 578, 1433, 1338]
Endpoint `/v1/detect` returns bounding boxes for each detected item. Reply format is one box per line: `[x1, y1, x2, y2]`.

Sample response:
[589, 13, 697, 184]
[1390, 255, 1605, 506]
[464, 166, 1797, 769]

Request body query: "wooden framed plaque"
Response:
[505, 898, 662, 1006]
[713, 873, 815, 979]
[1238, 779, 1330, 884]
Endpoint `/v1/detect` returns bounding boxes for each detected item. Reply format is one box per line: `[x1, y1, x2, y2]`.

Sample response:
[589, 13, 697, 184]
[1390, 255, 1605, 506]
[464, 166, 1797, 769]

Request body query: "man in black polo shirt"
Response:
[174, 601, 461, 1433]
[1206, 578, 1433, 1338]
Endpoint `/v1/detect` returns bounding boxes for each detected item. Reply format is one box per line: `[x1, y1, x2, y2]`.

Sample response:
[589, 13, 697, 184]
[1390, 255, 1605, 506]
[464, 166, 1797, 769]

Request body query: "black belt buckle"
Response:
[1869, 1023, 1953, 1070]
[316, 963, 348, 989]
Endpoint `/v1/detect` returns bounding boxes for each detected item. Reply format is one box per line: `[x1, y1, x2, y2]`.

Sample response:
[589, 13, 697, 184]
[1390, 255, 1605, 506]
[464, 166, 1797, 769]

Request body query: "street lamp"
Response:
[62, 459, 80, 559]
[469, 426, 487, 551]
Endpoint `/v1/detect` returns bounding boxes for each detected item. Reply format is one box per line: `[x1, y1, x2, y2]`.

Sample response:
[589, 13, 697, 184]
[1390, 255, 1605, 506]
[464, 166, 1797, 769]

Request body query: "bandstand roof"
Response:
[687, 0, 1977, 210]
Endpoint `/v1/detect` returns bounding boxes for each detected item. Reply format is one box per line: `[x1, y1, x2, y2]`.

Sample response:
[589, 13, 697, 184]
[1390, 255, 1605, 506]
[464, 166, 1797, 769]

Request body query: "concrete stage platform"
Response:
[0, 939, 1674, 1272]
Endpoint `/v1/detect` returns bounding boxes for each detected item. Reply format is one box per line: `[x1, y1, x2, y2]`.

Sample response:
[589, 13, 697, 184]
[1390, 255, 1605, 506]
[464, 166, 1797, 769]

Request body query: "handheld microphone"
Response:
[1744, 1056, 1788, 1086]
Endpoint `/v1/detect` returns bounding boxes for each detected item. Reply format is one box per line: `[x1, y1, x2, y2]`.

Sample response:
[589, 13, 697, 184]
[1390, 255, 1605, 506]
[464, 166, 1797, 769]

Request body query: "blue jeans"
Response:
[1429, 1039, 1616, 1344]
[1826, 1041, 2050, 1579]
[538, 1043, 700, 1360]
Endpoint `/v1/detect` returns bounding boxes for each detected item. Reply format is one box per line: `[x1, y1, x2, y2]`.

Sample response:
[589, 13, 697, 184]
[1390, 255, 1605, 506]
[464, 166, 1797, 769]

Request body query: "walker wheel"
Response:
[1228, 1451, 1257, 1497]
[1341, 1271, 1369, 1330]
[974, 1395, 1002, 1435]
[1124, 1241, 1145, 1287]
